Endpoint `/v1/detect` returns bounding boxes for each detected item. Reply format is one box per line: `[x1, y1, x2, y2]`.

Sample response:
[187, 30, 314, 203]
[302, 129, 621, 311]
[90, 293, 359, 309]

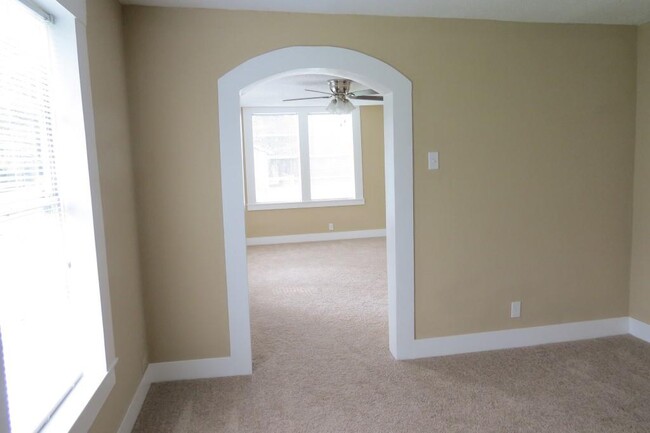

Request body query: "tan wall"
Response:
[123, 7, 636, 361]
[86, 1, 149, 431]
[630, 23, 650, 325]
[245, 106, 386, 238]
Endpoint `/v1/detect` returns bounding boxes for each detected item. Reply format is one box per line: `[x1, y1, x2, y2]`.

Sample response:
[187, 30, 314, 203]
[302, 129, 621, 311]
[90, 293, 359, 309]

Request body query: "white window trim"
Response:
[248, 198, 365, 211]
[242, 106, 364, 211]
[0, 337, 8, 433]
[0, 0, 117, 432]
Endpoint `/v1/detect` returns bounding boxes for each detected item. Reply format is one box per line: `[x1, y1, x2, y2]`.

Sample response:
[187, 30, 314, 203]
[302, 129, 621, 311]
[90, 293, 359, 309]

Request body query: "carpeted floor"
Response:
[133, 238, 650, 432]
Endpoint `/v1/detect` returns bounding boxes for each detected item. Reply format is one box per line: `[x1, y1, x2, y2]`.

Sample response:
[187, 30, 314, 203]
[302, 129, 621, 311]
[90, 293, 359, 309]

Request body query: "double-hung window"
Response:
[243, 107, 364, 210]
[0, 0, 116, 432]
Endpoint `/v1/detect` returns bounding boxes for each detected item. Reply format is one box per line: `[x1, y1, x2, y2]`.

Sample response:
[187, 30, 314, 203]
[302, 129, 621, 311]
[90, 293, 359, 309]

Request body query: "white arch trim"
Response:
[218, 46, 415, 373]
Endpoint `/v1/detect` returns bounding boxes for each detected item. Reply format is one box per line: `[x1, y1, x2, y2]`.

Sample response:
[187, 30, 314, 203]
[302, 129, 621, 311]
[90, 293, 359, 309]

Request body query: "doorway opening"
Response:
[218, 47, 415, 373]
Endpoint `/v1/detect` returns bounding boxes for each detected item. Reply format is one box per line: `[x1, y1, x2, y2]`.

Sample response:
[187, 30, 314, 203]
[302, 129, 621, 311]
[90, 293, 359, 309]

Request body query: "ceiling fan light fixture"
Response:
[327, 96, 355, 115]
[326, 98, 337, 113]
[282, 78, 382, 107]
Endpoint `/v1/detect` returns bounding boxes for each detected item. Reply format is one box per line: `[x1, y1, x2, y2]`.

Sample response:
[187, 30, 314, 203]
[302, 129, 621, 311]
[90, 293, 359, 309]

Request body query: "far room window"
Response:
[243, 107, 363, 210]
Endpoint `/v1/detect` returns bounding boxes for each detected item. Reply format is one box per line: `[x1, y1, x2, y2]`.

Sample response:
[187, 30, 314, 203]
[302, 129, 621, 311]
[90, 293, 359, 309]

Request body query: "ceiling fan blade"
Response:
[282, 96, 332, 102]
[348, 95, 384, 101]
[305, 89, 333, 95]
[350, 89, 378, 97]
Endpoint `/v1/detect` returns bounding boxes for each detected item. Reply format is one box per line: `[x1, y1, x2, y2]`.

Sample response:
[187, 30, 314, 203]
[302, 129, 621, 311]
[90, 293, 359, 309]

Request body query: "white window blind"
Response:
[0, 0, 82, 431]
[0, 2, 58, 221]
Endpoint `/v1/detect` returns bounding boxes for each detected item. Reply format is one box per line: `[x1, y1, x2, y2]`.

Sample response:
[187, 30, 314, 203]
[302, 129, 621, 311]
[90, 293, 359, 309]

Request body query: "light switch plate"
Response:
[428, 151, 439, 170]
[511, 301, 521, 318]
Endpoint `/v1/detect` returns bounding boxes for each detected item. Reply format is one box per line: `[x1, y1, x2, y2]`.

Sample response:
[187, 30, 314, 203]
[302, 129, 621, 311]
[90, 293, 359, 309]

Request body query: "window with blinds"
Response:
[0, 0, 83, 431]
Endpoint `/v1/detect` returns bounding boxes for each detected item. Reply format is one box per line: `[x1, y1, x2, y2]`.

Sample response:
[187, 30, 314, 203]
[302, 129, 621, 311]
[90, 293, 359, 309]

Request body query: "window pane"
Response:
[308, 114, 356, 200]
[251, 114, 301, 203]
[0, 216, 82, 433]
[0, 1, 82, 431]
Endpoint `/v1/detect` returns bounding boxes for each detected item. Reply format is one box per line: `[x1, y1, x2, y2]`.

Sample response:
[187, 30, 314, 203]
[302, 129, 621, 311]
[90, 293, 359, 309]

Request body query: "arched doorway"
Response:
[218, 46, 414, 373]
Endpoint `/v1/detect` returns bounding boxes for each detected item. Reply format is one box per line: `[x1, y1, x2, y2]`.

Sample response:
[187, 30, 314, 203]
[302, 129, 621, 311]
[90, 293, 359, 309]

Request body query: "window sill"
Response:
[41, 359, 118, 433]
[247, 198, 365, 211]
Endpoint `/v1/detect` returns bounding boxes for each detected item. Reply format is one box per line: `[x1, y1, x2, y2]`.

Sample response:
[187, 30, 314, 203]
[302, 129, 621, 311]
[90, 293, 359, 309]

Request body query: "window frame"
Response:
[0, 0, 117, 432]
[242, 106, 364, 211]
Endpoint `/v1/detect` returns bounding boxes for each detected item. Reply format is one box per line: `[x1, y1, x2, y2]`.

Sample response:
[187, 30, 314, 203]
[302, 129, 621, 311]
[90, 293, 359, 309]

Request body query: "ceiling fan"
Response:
[283, 79, 383, 114]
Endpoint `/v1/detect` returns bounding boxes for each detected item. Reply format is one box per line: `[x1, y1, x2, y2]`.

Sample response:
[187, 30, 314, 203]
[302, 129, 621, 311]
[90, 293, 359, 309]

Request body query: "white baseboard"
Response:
[246, 229, 386, 246]
[629, 317, 650, 343]
[117, 356, 246, 432]
[403, 317, 630, 360]
[117, 369, 152, 433]
[146, 356, 250, 383]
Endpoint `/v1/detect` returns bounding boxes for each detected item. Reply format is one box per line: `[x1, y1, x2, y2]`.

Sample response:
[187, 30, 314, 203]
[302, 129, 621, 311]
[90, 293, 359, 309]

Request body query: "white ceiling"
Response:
[241, 74, 382, 108]
[120, 0, 650, 25]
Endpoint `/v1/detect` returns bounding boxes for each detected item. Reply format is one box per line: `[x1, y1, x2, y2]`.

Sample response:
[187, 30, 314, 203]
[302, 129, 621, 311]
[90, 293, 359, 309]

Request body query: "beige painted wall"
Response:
[245, 106, 386, 238]
[123, 7, 636, 361]
[630, 23, 650, 325]
[86, 1, 149, 431]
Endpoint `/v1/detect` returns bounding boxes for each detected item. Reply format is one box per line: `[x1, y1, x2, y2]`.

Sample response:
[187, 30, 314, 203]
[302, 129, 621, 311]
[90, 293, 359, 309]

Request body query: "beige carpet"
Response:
[133, 238, 650, 432]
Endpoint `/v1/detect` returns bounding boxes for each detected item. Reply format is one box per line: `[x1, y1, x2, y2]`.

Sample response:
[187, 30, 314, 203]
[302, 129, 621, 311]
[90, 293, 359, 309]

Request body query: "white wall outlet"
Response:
[511, 301, 521, 318]
[428, 151, 439, 170]
[328, 223, 334, 231]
